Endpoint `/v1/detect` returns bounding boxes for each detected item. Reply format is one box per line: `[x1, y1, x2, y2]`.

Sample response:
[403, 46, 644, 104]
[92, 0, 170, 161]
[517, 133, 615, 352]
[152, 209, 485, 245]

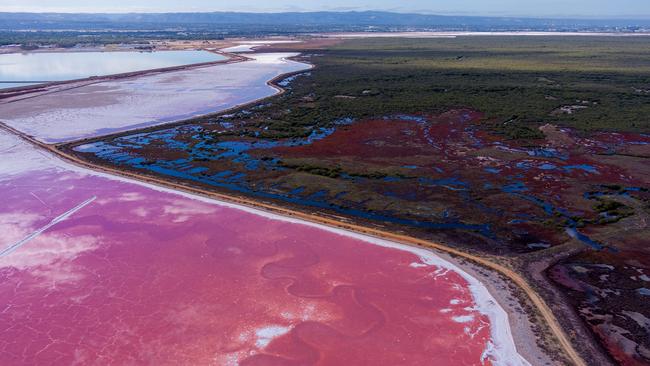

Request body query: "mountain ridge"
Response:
[2, 11, 649, 31]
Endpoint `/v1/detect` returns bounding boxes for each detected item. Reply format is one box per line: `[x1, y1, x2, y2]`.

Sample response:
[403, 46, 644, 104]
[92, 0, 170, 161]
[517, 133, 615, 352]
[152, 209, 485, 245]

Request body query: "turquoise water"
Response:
[0, 50, 226, 89]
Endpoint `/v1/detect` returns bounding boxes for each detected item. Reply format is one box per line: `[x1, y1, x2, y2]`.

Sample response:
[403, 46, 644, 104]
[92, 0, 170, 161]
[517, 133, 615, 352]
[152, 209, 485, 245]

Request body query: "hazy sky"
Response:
[1, 0, 649, 18]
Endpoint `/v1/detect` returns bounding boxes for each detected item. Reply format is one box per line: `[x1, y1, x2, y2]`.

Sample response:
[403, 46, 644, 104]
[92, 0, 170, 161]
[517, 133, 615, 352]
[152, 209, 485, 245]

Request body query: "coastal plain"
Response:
[64, 36, 650, 365]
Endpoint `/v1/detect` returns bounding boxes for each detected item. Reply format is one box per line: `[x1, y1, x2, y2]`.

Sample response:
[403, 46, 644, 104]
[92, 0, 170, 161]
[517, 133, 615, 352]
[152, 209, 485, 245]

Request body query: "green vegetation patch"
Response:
[241, 36, 650, 135]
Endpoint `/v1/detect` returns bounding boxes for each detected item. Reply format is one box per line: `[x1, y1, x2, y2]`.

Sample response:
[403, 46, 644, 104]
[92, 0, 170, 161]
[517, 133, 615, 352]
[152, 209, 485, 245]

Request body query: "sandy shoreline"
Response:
[435, 251, 557, 365]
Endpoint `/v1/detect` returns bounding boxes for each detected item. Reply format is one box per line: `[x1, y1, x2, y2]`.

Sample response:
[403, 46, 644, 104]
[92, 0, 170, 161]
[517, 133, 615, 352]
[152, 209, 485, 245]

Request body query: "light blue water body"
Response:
[0, 50, 226, 89]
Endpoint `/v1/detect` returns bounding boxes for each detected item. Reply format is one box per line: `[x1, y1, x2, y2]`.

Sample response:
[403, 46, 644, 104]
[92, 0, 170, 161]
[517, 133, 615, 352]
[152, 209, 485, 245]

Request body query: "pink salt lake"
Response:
[0, 128, 528, 366]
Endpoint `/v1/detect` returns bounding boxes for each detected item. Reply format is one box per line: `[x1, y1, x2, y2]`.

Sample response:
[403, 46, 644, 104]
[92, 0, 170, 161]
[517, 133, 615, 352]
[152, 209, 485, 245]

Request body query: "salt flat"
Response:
[0, 53, 309, 143]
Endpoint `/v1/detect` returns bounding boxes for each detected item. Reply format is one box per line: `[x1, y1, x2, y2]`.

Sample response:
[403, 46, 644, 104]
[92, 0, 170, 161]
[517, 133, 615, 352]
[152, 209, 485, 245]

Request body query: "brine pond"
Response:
[0, 50, 227, 89]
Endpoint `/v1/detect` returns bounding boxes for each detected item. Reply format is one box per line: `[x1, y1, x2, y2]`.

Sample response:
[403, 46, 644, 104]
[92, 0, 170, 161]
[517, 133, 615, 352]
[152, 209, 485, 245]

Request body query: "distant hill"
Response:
[1, 11, 649, 32]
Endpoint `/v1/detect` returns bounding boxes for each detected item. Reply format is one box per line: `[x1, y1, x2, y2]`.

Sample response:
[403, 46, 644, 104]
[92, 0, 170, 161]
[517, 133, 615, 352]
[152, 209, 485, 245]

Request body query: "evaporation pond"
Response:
[0, 50, 226, 89]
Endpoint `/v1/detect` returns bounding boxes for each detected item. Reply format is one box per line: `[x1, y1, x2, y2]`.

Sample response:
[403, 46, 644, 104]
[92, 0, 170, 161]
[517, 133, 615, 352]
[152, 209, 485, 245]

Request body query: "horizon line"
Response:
[2, 10, 650, 21]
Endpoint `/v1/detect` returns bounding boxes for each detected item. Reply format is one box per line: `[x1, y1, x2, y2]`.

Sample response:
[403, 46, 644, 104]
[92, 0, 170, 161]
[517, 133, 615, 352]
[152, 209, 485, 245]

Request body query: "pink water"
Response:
[0, 167, 497, 365]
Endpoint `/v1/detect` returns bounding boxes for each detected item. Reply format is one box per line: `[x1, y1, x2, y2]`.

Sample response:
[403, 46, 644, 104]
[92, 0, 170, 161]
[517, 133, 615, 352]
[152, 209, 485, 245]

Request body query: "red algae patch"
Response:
[272, 110, 485, 160]
[0, 132, 527, 365]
